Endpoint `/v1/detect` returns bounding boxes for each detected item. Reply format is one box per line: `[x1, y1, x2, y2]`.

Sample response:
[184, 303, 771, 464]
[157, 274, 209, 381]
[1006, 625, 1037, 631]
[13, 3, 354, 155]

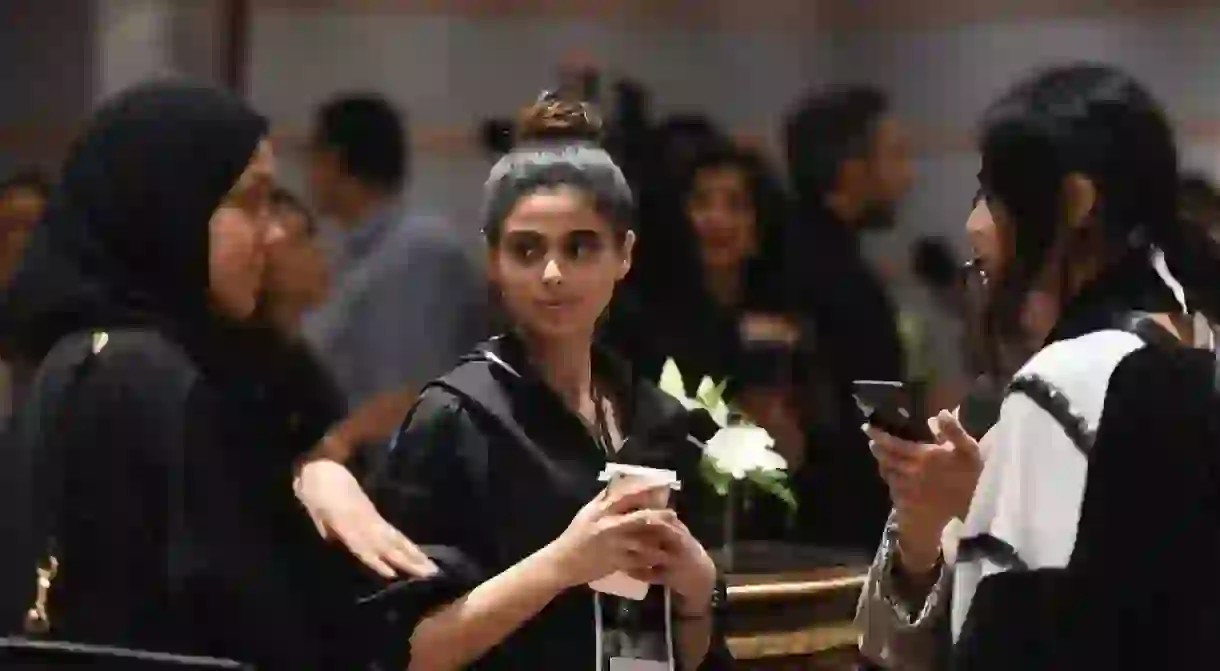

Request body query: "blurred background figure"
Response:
[608, 141, 790, 386]
[0, 171, 49, 289]
[775, 86, 915, 551]
[0, 170, 50, 425]
[1179, 171, 1220, 242]
[301, 93, 489, 451]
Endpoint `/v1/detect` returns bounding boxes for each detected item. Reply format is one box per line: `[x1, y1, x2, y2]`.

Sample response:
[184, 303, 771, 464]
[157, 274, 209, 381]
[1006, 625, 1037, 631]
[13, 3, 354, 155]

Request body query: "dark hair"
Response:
[0, 170, 52, 200]
[313, 93, 408, 190]
[1178, 172, 1220, 234]
[978, 63, 1220, 327]
[784, 86, 889, 201]
[514, 95, 603, 145]
[269, 186, 317, 236]
[649, 141, 792, 308]
[481, 92, 633, 245]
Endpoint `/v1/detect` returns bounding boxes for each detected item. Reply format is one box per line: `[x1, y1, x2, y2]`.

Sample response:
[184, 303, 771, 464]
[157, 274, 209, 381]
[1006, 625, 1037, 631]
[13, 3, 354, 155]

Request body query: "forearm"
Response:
[334, 388, 418, 449]
[300, 388, 418, 467]
[674, 615, 712, 670]
[407, 546, 567, 670]
[856, 515, 952, 671]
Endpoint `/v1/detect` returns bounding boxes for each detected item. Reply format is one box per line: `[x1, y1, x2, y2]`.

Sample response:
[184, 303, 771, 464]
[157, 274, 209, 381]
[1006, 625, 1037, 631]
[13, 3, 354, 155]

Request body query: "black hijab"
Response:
[0, 81, 267, 368]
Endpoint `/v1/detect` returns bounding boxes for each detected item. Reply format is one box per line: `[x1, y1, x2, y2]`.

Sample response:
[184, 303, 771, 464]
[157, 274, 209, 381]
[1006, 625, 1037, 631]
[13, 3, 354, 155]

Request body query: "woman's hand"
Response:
[293, 457, 437, 579]
[542, 486, 674, 589]
[865, 410, 983, 571]
[632, 517, 718, 617]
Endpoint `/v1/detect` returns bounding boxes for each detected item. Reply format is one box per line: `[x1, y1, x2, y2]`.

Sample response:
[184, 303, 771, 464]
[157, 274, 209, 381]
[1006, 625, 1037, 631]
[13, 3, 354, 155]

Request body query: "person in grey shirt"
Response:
[301, 94, 488, 446]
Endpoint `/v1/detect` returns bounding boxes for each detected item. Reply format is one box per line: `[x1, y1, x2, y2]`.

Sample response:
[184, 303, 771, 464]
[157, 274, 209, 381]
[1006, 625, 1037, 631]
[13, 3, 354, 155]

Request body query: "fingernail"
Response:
[860, 423, 871, 433]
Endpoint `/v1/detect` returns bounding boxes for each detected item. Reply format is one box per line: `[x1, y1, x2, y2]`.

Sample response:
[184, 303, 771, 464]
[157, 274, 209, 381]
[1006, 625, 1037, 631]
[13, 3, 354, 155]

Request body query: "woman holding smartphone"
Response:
[862, 64, 1220, 669]
[363, 93, 731, 670]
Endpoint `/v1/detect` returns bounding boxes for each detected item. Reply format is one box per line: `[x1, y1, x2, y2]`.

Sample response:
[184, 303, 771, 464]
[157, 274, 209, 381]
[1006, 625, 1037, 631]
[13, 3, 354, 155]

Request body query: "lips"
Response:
[539, 297, 577, 311]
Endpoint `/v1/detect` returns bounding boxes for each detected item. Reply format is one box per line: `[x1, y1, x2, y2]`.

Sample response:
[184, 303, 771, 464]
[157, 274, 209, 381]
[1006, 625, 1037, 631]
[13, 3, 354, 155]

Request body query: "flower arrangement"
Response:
[658, 359, 796, 510]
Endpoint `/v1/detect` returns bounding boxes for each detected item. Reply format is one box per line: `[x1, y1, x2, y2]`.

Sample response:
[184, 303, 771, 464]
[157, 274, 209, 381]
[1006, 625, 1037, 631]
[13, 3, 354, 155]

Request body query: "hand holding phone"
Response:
[852, 380, 934, 443]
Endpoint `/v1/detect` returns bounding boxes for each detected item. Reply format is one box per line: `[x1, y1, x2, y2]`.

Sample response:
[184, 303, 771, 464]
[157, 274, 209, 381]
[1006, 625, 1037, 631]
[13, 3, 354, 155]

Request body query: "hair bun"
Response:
[516, 91, 603, 144]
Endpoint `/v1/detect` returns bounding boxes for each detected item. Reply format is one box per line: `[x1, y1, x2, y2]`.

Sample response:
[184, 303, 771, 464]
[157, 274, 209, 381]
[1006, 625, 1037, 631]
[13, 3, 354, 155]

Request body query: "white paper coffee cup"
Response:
[589, 464, 682, 600]
[598, 464, 680, 509]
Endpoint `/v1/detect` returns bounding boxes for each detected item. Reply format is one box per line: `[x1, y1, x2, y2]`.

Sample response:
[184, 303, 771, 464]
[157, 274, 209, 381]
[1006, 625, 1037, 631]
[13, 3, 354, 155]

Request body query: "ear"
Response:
[616, 230, 636, 281]
[1062, 173, 1097, 231]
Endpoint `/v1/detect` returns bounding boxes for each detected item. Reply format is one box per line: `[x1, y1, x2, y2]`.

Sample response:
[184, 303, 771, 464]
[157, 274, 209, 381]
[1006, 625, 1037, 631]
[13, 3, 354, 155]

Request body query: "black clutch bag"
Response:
[0, 638, 253, 670]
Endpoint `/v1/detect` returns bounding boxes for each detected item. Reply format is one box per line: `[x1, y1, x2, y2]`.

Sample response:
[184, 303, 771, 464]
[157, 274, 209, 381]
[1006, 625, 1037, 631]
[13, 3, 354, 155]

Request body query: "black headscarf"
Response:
[0, 81, 267, 367]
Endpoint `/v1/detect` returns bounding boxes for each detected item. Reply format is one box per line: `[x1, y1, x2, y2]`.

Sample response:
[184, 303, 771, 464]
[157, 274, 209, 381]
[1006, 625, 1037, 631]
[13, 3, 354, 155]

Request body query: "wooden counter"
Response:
[725, 564, 868, 669]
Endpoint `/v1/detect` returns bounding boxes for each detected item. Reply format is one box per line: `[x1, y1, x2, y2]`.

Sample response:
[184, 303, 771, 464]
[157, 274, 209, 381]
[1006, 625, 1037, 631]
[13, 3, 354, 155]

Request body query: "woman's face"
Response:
[965, 198, 1005, 283]
[490, 186, 633, 342]
[209, 139, 277, 320]
[686, 165, 756, 272]
[965, 197, 1058, 350]
[263, 204, 328, 315]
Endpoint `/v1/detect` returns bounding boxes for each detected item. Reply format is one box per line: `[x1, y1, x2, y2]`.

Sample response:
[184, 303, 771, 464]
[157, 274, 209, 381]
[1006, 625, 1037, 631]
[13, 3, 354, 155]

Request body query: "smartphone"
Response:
[852, 380, 934, 443]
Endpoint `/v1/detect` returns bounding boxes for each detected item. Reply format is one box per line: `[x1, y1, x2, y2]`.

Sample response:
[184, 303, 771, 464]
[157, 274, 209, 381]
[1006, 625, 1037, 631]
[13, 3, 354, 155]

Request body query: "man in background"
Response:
[302, 94, 487, 446]
[779, 86, 915, 551]
[0, 170, 50, 424]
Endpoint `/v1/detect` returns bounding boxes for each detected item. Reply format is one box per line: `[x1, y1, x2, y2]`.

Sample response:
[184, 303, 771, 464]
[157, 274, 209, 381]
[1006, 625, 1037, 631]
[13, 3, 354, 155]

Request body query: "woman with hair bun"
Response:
[363, 93, 731, 670]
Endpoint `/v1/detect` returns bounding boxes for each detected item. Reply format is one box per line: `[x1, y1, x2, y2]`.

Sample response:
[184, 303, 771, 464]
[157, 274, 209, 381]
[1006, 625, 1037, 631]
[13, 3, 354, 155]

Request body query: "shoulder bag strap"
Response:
[20, 332, 109, 636]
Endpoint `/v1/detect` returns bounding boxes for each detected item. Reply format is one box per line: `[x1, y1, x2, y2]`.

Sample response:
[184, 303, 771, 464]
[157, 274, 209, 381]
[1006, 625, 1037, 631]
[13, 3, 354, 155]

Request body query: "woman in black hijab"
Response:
[0, 82, 380, 669]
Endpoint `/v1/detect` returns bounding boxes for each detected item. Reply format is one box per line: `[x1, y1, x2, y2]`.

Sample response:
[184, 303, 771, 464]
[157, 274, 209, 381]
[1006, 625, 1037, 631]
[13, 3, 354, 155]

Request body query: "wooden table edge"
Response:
[726, 621, 860, 659]
[726, 574, 867, 602]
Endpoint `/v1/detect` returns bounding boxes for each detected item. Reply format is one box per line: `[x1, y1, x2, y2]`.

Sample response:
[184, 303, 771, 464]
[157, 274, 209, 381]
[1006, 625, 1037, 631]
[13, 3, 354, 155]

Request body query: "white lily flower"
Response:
[658, 359, 697, 409]
[695, 376, 730, 427]
[657, 358, 792, 507]
[703, 425, 787, 480]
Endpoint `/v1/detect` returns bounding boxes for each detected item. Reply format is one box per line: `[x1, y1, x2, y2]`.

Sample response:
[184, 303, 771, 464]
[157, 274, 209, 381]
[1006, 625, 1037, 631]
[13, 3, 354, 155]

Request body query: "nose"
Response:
[542, 258, 563, 284]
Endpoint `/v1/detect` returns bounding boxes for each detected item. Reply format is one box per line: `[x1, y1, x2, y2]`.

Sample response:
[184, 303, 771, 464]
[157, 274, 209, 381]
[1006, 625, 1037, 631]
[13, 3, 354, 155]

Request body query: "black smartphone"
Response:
[851, 380, 934, 443]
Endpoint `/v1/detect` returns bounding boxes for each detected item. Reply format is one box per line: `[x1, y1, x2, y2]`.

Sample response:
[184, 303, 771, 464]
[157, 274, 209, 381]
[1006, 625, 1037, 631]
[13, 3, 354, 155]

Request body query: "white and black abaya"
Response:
[951, 254, 1220, 669]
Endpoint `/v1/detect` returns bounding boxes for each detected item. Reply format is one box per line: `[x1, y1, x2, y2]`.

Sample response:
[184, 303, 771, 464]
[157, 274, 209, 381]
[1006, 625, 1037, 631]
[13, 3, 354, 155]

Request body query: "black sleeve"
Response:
[953, 347, 1220, 670]
[179, 389, 349, 668]
[11, 334, 316, 667]
[359, 388, 497, 667]
[38, 337, 198, 648]
[790, 251, 906, 386]
[94, 337, 334, 668]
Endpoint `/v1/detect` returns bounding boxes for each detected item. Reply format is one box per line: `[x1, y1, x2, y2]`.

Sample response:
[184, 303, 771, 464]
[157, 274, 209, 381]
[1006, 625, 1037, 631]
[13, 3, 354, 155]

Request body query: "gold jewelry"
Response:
[24, 553, 58, 634]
